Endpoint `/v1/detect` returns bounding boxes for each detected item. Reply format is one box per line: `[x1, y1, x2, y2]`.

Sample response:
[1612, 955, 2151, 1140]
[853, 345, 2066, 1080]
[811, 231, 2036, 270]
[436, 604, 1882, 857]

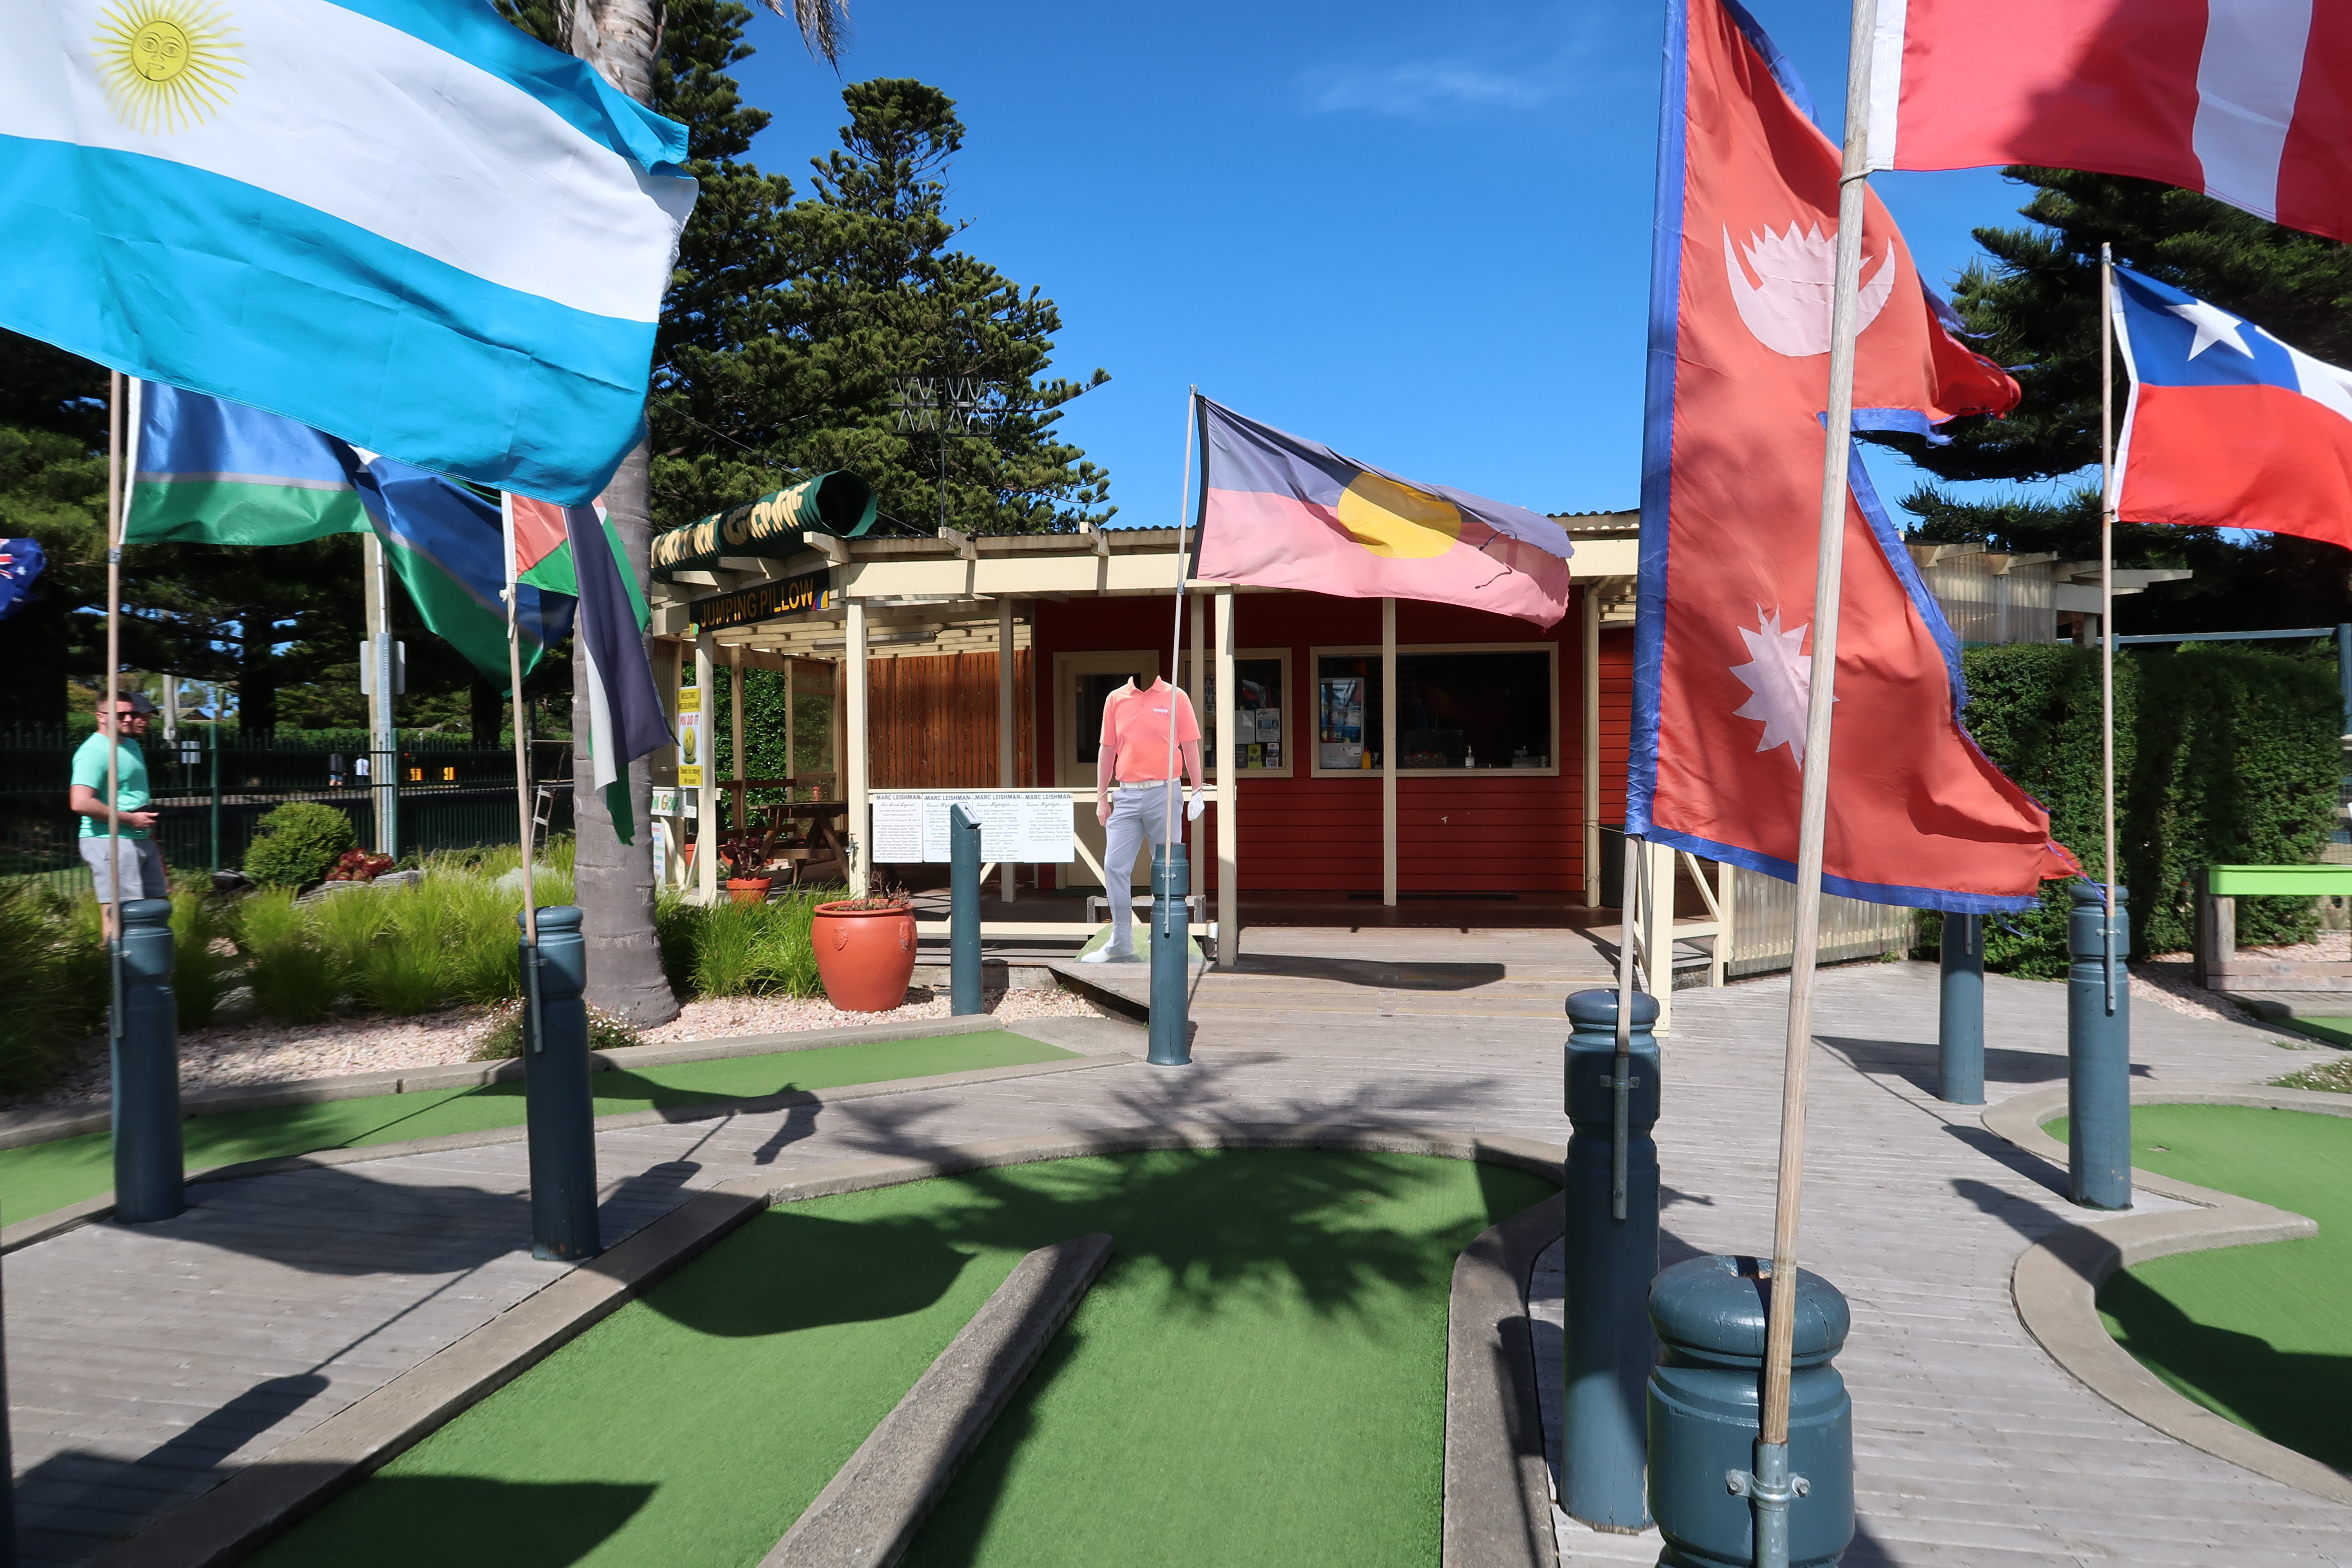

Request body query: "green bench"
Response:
[2194, 864, 2352, 993]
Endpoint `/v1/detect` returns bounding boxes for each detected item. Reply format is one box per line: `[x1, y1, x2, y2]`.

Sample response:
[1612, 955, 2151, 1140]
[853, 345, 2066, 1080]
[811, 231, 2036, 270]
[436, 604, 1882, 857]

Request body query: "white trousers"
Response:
[1102, 785, 1176, 956]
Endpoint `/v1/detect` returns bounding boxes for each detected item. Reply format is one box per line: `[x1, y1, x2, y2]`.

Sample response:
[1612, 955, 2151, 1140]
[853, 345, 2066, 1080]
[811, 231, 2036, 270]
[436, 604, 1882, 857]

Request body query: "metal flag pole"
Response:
[2098, 245, 2121, 1011]
[1160, 386, 1199, 930]
[1612, 835, 1645, 1219]
[1751, 0, 1879, 1556]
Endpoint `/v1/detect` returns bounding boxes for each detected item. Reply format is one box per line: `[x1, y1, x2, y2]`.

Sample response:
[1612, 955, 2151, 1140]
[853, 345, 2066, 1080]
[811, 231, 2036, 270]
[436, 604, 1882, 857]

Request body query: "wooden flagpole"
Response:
[501, 497, 540, 952]
[104, 372, 125, 942]
[1755, 0, 1880, 1531]
[2098, 245, 2121, 1008]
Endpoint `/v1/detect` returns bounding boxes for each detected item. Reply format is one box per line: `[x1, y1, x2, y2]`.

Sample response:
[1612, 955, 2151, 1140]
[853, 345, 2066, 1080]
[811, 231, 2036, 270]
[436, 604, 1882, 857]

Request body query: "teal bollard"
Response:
[1938, 913, 1984, 1106]
[112, 898, 185, 1225]
[1648, 1256, 1853, 1568]
[1562, 989, 1660, 1530]
[949, 805, 983, 1016]
[2067, 883, 2132, 1210]
[521, 907, 600, 1261]
[1146, 843, 1191, 1066]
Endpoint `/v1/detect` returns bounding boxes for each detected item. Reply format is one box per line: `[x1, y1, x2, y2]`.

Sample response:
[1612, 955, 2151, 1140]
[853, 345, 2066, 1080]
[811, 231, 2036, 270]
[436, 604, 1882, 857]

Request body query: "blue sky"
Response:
[728, 0, 2071, 530]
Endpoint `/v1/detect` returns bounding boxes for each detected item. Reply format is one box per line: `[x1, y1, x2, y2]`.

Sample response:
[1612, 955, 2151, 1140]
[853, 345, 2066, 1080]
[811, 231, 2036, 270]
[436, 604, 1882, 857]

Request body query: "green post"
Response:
[207, 726, 221, 872]
[522, 906, 600, 1261]
[2067, 883, 2132, 1210]
[1937, 913, 1984, 1105]
[1146, 843, 1191, 1066]
[112, 898, 185, 1224]
[949, 805, 983, 1015]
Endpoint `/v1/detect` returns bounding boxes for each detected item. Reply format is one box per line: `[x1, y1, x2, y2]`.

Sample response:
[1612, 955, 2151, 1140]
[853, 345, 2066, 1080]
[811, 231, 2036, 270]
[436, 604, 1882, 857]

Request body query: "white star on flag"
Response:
[2165, 297, 2254, 360]
[1730, 607, 1819, 765]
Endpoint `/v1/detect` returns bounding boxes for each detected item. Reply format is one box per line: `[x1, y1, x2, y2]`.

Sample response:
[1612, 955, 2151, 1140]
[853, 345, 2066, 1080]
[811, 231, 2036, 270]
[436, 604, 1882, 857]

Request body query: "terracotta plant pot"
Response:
[811, 900, 918, 1011]
[726, 877, 772, 905]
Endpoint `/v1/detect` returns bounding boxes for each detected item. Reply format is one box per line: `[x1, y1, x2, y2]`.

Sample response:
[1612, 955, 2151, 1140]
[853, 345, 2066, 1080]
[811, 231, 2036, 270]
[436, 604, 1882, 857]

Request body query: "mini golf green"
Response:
[0, 1032, 1077, 1225]
[249, 1148, 1552, 1568]
[2056, 1103, 2352, 1470]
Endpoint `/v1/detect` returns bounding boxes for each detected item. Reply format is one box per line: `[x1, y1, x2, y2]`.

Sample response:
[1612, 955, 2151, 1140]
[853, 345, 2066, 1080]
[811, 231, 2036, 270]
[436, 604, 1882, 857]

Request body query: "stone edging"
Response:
[1445, 1191, 1566, 1568]
[1981, 1082, 2352, 1505]
[0, 1030, 1143, 1254]
[0, 1013, 1028, 1152]
[762, 1233, 1115, 1568]
[87, 1123, 1561, 1568]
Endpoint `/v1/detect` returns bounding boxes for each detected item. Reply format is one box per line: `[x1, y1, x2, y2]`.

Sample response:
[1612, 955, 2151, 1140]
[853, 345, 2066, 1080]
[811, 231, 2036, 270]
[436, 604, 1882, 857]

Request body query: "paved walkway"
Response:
[11, 942, 2352, 1566]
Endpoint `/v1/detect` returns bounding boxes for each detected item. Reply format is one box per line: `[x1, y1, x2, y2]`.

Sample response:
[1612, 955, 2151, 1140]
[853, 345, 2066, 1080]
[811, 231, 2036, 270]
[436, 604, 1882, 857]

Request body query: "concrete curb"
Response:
[84, 1123, 1559, 1568]
[0, 1037, 1142, 1255]
[1444, 1191, 1566, 1568]
[87, 1187, 771, 1568]
[761, 1233, 1114, 1568]
[0, 1014, 1036, 1151]
[1982, 1081, 2352, 1505]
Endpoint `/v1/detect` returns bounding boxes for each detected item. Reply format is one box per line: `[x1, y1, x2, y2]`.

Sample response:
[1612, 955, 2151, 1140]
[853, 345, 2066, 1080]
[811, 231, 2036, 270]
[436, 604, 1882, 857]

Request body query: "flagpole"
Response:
[105, 372, 124, 945]
[1160, 386, 1199, 945]
[2098, 245, 2120, 1010]
[501, 496, 540, 953]
[1755, 0, 1880, 1544]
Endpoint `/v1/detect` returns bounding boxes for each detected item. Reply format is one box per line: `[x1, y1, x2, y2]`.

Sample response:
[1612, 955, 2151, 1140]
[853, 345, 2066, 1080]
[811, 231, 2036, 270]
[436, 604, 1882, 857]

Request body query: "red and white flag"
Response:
[1634, 0, 2074, 911]
[1870, 0, 2352, 244]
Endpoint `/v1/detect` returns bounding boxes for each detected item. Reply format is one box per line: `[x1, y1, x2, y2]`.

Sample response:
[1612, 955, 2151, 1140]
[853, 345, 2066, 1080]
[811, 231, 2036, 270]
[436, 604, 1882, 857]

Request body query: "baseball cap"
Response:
[111, 692, 156, 715]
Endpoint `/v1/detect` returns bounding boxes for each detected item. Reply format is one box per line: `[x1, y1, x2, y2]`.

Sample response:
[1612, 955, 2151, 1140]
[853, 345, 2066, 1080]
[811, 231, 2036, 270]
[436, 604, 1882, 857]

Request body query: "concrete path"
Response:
[10, 946, 2351, 1566]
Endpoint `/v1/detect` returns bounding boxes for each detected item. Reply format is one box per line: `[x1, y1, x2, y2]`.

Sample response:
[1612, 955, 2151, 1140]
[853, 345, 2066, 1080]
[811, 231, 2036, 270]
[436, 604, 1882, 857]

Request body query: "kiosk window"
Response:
[1315, 649, 1553, 772]
[1207, 657, 1287, 771]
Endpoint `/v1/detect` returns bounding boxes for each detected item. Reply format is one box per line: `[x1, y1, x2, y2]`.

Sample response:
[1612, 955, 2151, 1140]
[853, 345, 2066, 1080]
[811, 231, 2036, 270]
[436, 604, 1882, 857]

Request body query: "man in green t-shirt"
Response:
[70, 692, 165, 934]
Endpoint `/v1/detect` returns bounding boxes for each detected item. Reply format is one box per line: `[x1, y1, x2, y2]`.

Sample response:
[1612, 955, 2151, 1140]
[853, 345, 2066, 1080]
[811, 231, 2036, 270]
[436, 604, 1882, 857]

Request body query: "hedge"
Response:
[1956, 642, 2342, 977]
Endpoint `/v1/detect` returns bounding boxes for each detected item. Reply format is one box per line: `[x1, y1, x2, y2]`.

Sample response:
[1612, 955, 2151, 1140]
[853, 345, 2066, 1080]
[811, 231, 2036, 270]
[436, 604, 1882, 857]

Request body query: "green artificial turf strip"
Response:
[251, 1148, 1553, 1568]
[2061, 1104, 2352, 1470]
[2272, 1016, 2352, 1049]
[0, 1031, 1074, 1224]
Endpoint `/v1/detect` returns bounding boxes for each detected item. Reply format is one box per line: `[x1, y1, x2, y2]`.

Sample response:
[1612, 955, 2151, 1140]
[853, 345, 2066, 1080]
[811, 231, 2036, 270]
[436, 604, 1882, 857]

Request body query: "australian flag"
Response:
[0, 538, 43, 620]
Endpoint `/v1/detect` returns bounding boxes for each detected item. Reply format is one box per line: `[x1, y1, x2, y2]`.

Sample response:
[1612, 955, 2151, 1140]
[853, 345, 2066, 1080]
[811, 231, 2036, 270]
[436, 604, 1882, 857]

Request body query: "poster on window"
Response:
[675, 688, 704, 787]
[1319, 677, 1363, 770]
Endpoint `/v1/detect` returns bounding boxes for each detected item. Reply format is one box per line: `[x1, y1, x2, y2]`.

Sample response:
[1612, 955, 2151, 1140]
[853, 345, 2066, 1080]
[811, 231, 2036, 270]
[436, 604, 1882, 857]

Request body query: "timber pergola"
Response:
[645, 521, 1639, 961]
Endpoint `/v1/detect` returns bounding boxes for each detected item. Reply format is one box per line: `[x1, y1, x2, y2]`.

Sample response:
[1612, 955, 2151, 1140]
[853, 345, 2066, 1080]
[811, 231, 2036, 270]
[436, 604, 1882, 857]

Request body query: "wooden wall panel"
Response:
[865, 649, 1035, 791]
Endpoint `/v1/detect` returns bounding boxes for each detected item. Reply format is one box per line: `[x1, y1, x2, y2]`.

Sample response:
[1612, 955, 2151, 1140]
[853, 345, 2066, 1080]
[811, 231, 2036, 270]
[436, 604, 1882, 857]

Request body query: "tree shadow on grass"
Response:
[242, 1475, 657, 1568]
[2097, 1266, 2352, 1472]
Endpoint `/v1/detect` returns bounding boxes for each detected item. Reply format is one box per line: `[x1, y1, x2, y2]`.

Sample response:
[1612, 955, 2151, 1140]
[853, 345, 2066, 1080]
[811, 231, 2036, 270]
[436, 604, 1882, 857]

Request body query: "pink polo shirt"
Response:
[1101, 680, 1200, 783]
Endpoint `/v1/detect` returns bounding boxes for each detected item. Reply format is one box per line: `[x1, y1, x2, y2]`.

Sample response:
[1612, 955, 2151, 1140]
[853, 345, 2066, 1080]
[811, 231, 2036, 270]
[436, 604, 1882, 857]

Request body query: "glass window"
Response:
[1205, 655, 1288, 772]
[1073, 671, 1133, 766]
[1314, 649, 1553, 772]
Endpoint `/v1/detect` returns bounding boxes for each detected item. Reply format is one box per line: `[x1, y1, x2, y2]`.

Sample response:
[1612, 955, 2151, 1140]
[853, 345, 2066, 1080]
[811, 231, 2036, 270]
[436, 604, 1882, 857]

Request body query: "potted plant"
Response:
[720, 842, 772, 905]
[811, 888, 917, 1011]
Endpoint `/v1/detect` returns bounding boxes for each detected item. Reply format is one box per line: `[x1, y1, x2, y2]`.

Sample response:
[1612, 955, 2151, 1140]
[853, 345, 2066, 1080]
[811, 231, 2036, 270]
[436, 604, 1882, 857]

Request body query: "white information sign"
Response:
[869, 791, 1075, 864]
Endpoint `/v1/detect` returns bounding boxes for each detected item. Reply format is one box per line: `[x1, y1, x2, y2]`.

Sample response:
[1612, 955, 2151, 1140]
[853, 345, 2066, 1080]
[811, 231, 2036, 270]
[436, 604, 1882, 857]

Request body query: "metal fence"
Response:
[0, 726, 573, 891]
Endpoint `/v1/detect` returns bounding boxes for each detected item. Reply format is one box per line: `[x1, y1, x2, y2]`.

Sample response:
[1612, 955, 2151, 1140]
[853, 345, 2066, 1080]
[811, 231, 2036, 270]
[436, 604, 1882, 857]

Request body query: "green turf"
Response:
[250, 1148, 1553, 1568]
[2055, 1104, 2352, 1470]
[0, 1031, 1075, 1225]
[2272, 1016, 2352, 1049]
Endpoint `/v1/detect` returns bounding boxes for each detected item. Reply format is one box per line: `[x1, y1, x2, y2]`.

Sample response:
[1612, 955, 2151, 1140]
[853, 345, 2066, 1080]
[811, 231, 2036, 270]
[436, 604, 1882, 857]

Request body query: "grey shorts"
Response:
[80, 836, 169, 903]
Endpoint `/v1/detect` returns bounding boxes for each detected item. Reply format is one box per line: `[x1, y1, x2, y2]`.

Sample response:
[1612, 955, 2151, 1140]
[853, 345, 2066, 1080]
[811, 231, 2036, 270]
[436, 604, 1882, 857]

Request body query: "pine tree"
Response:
[1871, 169, 2352, 631]
[650, 72, 1113, 534]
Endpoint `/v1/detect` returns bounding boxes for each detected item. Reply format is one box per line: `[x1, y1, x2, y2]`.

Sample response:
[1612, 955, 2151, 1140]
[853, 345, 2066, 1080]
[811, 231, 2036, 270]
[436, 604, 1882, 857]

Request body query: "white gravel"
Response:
[8, 983, 1108, 1112]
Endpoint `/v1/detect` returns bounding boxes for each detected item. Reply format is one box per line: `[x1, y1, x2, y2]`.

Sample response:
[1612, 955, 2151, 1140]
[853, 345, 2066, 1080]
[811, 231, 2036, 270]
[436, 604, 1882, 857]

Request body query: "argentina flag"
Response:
[0, 0, 696, 505]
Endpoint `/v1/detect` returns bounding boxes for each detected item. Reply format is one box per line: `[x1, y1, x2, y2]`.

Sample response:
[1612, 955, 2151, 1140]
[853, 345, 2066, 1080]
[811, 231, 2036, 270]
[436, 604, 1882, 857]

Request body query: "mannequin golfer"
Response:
[1084, 677, 1206, 963]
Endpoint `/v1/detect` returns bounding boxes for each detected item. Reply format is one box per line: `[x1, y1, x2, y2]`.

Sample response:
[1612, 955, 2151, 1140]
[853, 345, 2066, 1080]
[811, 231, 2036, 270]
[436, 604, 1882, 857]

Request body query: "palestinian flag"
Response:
[528, 497, 668, 845]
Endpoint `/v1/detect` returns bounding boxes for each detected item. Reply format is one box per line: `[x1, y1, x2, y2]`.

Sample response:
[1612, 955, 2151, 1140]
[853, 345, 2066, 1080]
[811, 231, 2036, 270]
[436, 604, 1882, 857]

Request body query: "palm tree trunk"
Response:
[568, 0, 677, 1024]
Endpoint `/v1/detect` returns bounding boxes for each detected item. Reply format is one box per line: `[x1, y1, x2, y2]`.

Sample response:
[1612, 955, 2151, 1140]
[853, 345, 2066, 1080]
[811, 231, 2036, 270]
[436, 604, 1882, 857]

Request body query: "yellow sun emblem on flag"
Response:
[93, 0, 244, 134]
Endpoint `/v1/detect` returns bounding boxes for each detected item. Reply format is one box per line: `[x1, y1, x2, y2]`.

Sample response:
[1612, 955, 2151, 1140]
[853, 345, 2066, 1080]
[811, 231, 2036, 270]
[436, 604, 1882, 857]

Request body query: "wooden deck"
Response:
[11, 938, 2352, 1566]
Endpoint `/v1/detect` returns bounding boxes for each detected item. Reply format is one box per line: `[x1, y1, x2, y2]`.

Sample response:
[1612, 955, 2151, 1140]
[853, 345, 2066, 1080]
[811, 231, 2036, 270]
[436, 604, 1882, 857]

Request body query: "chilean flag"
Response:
[1870, 0, 2352, 246]
[2115, 266, 2352, 551]
[1635, 0, 2074, 912]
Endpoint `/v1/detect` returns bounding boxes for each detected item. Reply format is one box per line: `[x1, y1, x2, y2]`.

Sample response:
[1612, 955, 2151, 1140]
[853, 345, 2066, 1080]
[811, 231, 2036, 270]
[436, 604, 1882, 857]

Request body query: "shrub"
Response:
[1957, 643, 2342, 975]
[244, 801, 358, 888]
[0, 883, 97, 1093]
[169, 883, 239, 1030]
[655, 886, 836, 1001]
[236, 890, 342, 1023]
[471, 998, 646, 1060]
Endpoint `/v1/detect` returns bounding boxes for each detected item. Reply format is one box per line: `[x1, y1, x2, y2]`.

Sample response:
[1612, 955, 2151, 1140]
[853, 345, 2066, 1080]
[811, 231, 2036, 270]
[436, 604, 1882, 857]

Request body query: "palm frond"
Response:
[763, 0, 849, 66]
